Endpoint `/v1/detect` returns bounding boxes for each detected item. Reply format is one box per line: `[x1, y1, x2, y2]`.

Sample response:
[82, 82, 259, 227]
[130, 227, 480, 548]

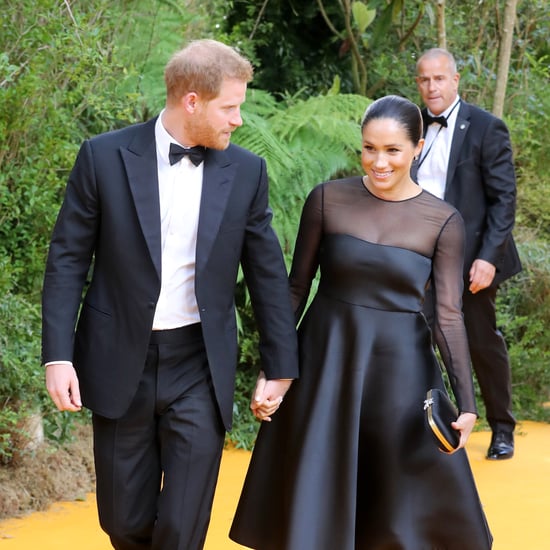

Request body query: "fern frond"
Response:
[234, 90, 369, 251]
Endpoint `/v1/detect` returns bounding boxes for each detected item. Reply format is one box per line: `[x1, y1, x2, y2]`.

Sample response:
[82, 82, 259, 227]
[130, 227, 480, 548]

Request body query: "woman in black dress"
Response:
[230, 95, 492, 550]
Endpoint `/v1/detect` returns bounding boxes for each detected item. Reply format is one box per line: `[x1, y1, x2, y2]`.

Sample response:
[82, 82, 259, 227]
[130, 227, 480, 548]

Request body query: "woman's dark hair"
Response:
[361, 95, 423, 145]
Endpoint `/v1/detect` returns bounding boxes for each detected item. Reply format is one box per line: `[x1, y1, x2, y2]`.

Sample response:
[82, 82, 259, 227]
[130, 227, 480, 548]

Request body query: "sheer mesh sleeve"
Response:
[431, 211, 477, 413]
[289, 184, 324, 321]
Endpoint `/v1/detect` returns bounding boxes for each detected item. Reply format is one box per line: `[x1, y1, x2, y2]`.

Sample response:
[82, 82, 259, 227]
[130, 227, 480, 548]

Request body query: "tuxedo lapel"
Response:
[120, 118, 162, 279]
[196, 148, 237, 275]
[445, 103, 470, 198]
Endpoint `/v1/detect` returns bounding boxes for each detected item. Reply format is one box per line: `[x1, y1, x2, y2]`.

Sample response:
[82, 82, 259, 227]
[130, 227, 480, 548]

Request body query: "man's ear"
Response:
[453, 72, 460, 91]
[182, 92, 199, 113]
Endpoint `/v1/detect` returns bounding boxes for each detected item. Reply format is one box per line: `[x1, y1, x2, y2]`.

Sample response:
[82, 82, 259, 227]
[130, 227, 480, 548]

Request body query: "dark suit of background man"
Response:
[42, 39, 299, 550]
[412, 48, 522, 461]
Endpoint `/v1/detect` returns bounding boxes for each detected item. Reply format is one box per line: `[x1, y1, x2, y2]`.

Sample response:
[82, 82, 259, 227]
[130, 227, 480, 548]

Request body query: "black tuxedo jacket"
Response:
[412, 101, 522, 285]
[42, 117, 299, 430]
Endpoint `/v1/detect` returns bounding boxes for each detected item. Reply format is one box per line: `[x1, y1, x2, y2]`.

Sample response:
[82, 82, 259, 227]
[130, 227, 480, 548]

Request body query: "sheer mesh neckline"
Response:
[360, 176, 423, 203]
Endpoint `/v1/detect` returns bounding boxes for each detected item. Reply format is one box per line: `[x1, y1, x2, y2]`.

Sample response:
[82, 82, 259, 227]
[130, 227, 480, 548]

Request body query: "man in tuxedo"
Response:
[42, 39, 299, 549]
[412, 48, 522, 460]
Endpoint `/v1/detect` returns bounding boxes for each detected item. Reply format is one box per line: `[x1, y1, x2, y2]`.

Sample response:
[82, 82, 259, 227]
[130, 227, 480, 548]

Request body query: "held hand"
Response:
[45, 363, 82, 412]
[451, 412, 477, 450]
[251, 370, 293, 422]
[468, 259, 496, 294]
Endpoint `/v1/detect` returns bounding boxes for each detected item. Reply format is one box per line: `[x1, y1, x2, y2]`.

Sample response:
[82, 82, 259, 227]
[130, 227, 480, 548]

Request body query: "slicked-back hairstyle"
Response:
[416, 48, 457, 74]
[164, 39, 254, 104]
[361, 95, 423, 145]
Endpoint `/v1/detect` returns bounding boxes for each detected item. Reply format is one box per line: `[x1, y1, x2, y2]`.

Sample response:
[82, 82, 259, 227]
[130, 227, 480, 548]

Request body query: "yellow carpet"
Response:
[1, 421, 549, 549]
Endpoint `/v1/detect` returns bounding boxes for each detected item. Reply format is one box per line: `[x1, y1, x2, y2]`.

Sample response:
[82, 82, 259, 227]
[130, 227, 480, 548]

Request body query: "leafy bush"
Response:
[0, 0, 140, 457]
[497, 239, 550, 421]
[506, 54, 550, 240]
[0, 255, 44, 460]
[235, 88, 366, 252]
[1, 0, 140, 296]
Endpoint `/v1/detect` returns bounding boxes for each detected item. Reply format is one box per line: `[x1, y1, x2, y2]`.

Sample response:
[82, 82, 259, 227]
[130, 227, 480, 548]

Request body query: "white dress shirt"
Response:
[152, 112, 203, 329]
[417, 97, 461, 199]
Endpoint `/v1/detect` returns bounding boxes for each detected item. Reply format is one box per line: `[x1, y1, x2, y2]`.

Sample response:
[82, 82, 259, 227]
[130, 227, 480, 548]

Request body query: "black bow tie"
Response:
[423, 112, 448, 128]
[168, 143, 206, 166]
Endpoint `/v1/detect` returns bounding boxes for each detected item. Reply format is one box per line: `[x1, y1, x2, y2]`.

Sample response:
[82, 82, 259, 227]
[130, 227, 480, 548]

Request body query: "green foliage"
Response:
[506, 53, 550, 240]
[352, 1, 377, 35]
[43, 408, 92, 445]
[217, 0, 426, 97]
[1, 0, 140, 296]
[0, 289, 42, 406]
[497, 240, 550, 421]
[224, 268, 260, 449]
[235, 89, 367, 253]
[113, 0, 208, 114]
[0, 0, 141, 455]
[230, 364, 261, 449]
[0, 412, 18, 461]
[220, 0, 351, 96]
[0, 255, 44, 460]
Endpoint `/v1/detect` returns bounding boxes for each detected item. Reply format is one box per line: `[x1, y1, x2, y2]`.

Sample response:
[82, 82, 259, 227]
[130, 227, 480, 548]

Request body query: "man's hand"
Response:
[468, 259, 496, 294]
[45, 363, 82, 412]
[251, 370, 293, 422]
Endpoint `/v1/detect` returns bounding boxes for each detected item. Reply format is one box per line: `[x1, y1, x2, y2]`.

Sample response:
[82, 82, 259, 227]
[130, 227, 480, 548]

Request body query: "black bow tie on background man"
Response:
[169, 143, 206, 166]
[422, 112, 448, 128]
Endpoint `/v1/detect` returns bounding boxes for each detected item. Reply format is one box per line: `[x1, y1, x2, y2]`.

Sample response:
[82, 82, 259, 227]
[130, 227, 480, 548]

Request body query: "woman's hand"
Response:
[451, 412, 477, 450]
[250, 370, 293, 422]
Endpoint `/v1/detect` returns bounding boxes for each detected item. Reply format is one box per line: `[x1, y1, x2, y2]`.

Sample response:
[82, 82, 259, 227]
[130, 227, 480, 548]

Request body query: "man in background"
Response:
[412, 47, 522, 460]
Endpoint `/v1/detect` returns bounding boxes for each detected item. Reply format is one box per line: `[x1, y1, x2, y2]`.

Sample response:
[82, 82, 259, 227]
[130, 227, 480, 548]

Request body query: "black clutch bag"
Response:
[424, 388, 460, 453]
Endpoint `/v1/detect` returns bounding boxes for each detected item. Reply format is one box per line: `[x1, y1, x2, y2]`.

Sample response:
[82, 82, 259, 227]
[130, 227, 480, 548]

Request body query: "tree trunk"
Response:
[11, 410, 44, 466]
[436, 0, 446, 49]
[316, 0, 368, 95]
[493, 0, 519, 118]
